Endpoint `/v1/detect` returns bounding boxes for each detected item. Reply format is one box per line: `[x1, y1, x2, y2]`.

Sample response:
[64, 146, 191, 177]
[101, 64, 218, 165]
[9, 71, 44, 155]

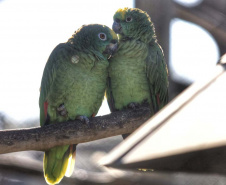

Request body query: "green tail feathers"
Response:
[44, 145, 76, 185]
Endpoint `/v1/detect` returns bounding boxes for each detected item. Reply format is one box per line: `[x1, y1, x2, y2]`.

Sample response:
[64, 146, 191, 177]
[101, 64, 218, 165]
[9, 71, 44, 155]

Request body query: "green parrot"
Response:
[39, 24, 117, 184]
[107, 8, 168, 137]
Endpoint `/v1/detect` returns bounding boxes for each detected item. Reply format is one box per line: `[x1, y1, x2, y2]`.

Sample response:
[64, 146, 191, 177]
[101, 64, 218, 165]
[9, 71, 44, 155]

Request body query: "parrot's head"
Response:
[70, 24, 118, 59]
[112, 7, 155, 43]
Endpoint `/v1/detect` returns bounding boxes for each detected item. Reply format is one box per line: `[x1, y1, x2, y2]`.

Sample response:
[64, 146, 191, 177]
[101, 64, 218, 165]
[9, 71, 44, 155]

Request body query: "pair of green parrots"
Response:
[39, 7, 168, 185]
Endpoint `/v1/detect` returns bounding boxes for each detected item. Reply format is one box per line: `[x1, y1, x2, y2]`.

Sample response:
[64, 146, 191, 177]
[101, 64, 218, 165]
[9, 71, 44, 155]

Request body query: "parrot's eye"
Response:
[98, 33, 107, 41]
[126, 16, 132, 22]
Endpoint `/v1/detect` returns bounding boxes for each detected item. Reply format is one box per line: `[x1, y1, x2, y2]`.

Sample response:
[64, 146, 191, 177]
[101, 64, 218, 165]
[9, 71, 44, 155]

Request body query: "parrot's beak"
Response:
[104, 40, 118, 59]
[112, 21, 122, 34]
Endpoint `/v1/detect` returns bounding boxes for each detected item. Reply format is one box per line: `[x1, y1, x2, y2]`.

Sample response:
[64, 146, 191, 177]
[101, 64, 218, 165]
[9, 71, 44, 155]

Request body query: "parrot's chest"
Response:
[109, 41, 151, 109]
[67, 64, 108, 115]
[49, 60, 108, 120]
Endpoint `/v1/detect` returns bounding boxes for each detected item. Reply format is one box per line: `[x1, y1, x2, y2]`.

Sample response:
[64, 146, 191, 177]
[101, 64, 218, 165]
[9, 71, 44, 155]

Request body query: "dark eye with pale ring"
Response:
[126, 16, 132, 22]
[98, 33, 107, 41]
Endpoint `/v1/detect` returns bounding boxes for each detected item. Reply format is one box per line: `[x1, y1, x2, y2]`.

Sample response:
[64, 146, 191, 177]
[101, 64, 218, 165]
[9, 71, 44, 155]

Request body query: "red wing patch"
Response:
[44, 101, 48, 118]
[92, 113, 96, 117]
[156, 94, 160, 106]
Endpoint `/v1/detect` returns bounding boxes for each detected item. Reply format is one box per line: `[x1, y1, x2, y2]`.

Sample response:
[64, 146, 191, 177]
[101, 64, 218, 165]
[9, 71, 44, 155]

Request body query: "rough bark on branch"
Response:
[0, 105, 151, 154]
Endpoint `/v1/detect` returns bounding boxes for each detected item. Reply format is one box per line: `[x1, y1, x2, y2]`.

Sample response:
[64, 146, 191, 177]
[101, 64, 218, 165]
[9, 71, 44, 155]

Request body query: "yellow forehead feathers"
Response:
[116, 7, 128, 20]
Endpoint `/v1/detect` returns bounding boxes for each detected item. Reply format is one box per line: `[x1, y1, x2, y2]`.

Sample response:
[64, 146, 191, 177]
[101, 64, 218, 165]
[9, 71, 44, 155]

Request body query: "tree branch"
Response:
[0, 105, 151, 154]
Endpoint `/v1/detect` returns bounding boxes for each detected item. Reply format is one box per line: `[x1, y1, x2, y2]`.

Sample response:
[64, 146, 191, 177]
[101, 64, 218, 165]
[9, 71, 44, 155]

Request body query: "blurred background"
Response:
[0, 0, 225, 184]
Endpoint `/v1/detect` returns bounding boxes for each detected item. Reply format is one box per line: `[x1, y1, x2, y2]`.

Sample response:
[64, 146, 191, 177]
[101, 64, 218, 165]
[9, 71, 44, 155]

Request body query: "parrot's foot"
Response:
[57, 104, 67, 116]
[76, 115, 90, 128]
[127, 102, 140, 110]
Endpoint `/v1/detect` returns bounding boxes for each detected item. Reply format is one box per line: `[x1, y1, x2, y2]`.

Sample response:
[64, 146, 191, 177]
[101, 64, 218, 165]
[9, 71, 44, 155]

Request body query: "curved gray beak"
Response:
[104, 39, 118, 59]
[112, 21, 122, 34]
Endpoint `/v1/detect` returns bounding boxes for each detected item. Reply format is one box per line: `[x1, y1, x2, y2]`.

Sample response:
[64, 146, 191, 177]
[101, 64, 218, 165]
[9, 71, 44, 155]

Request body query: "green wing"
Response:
[39, 43, 78, 184]
[39, 43, 73, 126]
[146, 40, 169, 113]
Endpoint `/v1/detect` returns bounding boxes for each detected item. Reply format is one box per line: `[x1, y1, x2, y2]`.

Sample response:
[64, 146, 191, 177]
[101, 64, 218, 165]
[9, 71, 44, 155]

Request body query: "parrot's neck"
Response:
[119, 22, 156, 44]
[119, 35, 156, 44]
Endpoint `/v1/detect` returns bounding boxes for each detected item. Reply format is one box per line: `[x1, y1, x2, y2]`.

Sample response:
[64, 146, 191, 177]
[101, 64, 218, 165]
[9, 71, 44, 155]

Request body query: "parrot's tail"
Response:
[43, 144, 76, 185]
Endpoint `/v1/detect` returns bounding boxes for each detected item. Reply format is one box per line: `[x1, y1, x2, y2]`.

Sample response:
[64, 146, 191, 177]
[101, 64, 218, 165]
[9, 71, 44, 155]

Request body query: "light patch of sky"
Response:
[170, 18, 219, 84]
[0, 0, 134, 123]
[173, 0, 203, 7]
